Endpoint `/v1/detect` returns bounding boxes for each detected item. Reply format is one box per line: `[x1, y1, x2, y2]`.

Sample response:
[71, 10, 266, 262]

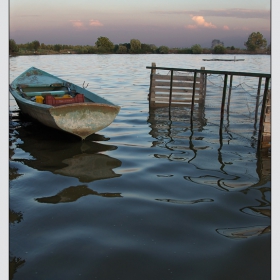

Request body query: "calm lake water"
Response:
[9, 54, 271, 280]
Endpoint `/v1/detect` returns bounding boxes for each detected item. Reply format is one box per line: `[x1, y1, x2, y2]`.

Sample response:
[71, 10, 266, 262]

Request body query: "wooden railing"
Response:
[146, 63, 271, 152]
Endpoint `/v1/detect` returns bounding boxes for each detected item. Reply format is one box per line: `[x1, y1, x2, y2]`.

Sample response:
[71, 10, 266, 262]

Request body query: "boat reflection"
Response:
[9, 111, 122, 183]
[9, 254, 25, 280]
[35, 184, 122, 204]
[9, 209, 23, 224]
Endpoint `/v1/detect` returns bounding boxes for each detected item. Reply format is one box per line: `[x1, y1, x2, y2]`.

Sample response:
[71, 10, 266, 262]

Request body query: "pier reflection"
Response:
[147, 106, 270, 191]
[148, 106, 270, 239]
[148, 106, 207, 162]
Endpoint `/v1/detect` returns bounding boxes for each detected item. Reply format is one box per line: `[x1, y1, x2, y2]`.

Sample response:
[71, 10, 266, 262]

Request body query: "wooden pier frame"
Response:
[258, 84, 271, 151]
[146, 63, 271, 152]
[148, 63, 206, 108]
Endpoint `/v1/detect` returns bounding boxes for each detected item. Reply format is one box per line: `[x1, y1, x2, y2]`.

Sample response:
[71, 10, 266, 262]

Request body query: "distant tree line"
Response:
[9, 32, 270, 56]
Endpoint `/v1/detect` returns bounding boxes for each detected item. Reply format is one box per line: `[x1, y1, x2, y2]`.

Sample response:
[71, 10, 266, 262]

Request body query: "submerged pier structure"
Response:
[147, 63, 271, 152]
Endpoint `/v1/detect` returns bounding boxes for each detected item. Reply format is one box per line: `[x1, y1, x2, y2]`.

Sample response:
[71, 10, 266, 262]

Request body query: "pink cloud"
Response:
[185, 24, 197, 29]
[191, 16, 217, 28]
[70, 20, 84, 28]
[223, 25, 230, 30]
[89, 20, 103, 27]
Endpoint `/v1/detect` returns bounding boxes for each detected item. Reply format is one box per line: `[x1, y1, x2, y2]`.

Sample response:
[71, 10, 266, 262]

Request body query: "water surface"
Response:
[9, 54, 271, 280]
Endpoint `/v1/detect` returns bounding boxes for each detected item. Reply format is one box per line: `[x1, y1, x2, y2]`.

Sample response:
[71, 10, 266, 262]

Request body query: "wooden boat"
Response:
[9, 67, 120, 139]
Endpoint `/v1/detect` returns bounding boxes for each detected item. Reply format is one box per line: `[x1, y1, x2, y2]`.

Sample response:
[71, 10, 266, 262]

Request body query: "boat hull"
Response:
[10, 67, 120, 139]
[49, 103, 120, 139]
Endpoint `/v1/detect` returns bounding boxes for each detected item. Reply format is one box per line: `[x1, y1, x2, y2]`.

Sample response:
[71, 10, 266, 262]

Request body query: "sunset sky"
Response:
[9, 0, 270, 49]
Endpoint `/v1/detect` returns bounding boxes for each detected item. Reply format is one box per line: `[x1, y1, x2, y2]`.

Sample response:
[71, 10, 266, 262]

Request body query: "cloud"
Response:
[69, 19, 103, 29]
[152, 8, 270, 19]
[70, 20, 84, 28]
[191, 16, 216, 28]
[223, 25, 230, 30]
[186, 25, 197, 29]
[89, 20, 103, 27]
[198, 9, 270, 19]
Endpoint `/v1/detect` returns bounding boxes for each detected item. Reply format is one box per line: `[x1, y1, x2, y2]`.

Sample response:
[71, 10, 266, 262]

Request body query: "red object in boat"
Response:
[44, 94, 84, 106]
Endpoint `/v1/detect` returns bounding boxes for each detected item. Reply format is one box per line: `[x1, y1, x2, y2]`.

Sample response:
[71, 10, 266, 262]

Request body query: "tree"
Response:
[177, 48, 192, 54]
[9, 39, 18, 53]
[141, 44, 154, 53]
[117, 45, 127, 54]
[32, 40, 40, 51]
[213, 45, 226, 54]
[244, 32, 267, 51]
[130, 39, 141, 53]
[54, 44, 62, 52]
[158, 46, 169, 54]
[191, 44, 202, 54]
[95, 36, 114, 53]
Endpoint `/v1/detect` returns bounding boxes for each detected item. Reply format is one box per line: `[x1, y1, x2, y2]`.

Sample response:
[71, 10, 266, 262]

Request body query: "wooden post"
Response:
[191, 71, 197, 118]
[258, 77, 271, 151]
[254, 77, 262, 130]
[169, 69, 174, 108]
[199, 67, 206, 108]
[227, 75, 233, 114]
[149, 62, 156, 107]
[220, 74, 228, 130]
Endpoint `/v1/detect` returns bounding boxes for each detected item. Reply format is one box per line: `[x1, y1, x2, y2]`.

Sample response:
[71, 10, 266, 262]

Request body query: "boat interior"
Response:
[15, 83, 86, 106]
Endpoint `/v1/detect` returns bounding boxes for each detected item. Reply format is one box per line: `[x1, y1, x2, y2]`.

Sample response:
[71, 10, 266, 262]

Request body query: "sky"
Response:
[9, 0, 271, 49]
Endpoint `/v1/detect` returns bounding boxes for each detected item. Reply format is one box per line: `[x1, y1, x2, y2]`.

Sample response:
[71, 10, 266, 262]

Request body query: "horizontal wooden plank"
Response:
[152, 93, 203, 99]
[151, 97, 202, 103]
[260, 143, 271, 149]
[263, 124, 271, 133]
[152, 87, 201, 93]
[262, 134, 271, 142]
[152, 74, 203, 81]
[153, 81, 202, 87]
[264, 113, 271, 122]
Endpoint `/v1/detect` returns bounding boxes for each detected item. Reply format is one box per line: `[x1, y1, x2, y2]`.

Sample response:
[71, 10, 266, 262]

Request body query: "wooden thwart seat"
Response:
[17, 83, 66, 97]
[24, 90, 66, 97]
[18, 83, 64, 88]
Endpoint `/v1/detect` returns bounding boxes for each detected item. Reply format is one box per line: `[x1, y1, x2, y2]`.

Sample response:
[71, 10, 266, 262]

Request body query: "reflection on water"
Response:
[35, 185, 122, 204]
[54, 153, 121, 183]
[148, 106, 270, 191]
[156, 198, 214, 205]
[9, 202, 25, 280]
[9, 209, 23, 224]
[148, 105, 271, 241]
[148, 106, 207, 159]
[9, 255, 25, 280]
[216, 225, 271, 239]
[10, 111, 122, 183]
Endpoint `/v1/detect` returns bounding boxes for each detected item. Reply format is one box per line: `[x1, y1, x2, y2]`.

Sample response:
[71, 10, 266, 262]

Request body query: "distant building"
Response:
[211, 39, 224, 49]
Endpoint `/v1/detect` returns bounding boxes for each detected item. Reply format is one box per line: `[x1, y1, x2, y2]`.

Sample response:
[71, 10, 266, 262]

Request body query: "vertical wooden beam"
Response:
[199, 67, 206, 108]
[149, 62, 156, 107]
[254, 77, 262, 130]
[191, 71, 197, 117]
[169, 69, 174, 109]
[226, 75, 233, 114]
[258, 77, 270, 150]
[220, 74, 228, 130]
